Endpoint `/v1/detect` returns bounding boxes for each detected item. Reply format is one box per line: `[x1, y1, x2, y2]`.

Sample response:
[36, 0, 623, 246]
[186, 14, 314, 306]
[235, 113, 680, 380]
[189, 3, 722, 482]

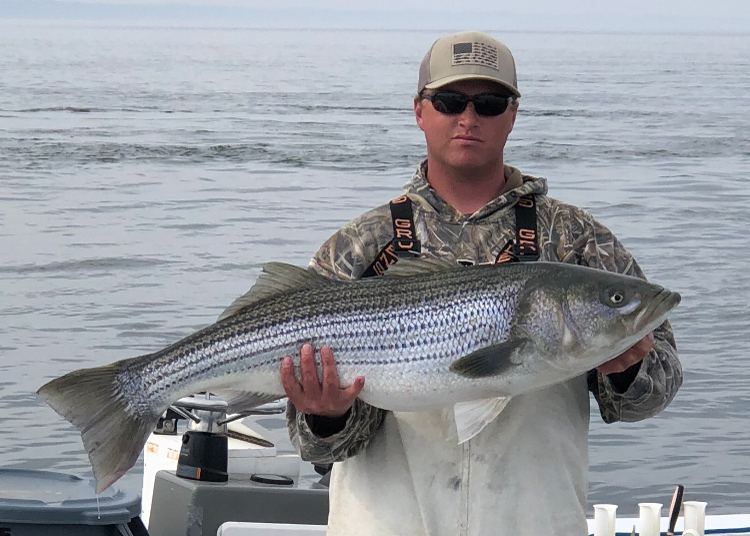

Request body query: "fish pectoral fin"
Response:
[449, 340, 525, 378]
[212, 389, 283, 414]
[218, 262, 335, 321]
[454, 396, 512, 443]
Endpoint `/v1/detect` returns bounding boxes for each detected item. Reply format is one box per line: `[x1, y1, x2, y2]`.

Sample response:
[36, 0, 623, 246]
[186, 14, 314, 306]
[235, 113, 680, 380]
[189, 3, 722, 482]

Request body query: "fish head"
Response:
[514, 264, 680, 371]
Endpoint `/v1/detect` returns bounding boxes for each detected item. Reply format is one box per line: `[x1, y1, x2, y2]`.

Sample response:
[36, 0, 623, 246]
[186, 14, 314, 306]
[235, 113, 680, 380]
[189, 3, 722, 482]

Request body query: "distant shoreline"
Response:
[1, 1, 748, 34]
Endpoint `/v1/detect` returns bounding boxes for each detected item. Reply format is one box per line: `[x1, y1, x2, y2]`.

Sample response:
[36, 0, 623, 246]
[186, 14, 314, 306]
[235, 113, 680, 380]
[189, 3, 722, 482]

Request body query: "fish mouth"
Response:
[633, 288, 681, 333]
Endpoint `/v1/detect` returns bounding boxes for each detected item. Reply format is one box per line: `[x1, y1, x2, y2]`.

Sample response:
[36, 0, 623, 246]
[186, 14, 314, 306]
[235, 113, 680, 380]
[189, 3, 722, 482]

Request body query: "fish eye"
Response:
[600, 287, 631, 308]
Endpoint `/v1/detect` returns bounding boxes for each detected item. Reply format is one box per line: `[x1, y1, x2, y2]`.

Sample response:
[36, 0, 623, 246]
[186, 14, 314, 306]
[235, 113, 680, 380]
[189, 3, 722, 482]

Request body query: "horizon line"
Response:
[1, 1, 749, 33]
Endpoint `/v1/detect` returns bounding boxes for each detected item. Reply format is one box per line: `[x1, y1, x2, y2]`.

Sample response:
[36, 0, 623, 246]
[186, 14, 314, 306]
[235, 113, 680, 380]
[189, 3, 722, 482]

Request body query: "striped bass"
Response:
[37, 259, 680, 492]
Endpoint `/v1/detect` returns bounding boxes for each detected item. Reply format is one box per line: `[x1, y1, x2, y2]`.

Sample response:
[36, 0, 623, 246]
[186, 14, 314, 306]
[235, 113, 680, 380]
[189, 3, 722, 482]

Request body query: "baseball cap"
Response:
[418, 31, 521, 98]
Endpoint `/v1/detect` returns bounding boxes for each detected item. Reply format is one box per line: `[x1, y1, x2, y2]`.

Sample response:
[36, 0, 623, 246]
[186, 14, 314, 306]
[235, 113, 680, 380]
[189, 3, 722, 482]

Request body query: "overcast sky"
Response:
[47, 0, 750, 16]
[2, 0, 749, 31]
[55, 0, 742, 10]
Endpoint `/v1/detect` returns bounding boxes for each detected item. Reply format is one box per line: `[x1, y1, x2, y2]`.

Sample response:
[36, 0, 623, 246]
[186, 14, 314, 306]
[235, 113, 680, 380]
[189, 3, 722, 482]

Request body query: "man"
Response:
[281, 31, 681, 536]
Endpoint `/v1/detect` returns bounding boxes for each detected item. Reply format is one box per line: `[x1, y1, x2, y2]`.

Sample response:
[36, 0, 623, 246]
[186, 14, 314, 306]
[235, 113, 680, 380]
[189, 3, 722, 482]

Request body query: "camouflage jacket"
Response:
[287, 161, 682, 464]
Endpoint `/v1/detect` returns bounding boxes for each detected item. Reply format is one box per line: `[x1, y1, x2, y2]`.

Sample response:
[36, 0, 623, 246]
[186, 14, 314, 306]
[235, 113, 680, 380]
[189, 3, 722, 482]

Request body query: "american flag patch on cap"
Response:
[452, 42, 499, 70]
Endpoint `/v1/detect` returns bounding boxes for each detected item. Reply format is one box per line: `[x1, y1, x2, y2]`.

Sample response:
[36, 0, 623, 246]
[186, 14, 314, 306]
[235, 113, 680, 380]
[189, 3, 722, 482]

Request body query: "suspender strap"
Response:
[362, 193, 537, 276]
[389, 195, 421, 256]
[496, 195, 540, 264]
[514, 195, 539, 261]
[361, 195, 421, 278]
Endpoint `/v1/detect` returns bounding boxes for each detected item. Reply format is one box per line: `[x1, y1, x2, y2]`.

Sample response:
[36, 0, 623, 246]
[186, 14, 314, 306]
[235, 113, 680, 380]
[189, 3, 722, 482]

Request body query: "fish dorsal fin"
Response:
[218, 262, 332, 321]
[454, 396, 512, 443]
[449, 340, 525, 378]
[384, 256, 458, 278]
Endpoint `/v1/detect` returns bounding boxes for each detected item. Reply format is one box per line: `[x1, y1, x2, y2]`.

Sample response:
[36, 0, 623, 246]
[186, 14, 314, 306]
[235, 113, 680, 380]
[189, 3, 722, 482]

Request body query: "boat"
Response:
[1, 393, 748, 536]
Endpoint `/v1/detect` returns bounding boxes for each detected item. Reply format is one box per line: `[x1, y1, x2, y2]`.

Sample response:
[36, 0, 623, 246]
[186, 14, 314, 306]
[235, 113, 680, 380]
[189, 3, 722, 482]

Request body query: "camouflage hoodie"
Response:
[287, 161, 681, 536]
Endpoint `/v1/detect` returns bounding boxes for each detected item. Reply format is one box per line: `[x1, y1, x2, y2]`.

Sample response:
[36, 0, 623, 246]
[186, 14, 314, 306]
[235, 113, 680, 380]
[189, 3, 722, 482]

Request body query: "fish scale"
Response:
[37, 259, 680, 492]
[128, 280, 515, 412]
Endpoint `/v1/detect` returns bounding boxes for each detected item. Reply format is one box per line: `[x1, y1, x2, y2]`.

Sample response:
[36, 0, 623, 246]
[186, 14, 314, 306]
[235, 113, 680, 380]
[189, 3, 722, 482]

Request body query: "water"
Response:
[1, 21, 749, 516]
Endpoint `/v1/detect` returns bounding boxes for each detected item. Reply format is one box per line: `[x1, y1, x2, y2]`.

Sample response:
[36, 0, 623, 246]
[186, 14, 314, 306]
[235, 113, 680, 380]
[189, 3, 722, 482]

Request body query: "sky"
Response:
[1, 0, 749, 32]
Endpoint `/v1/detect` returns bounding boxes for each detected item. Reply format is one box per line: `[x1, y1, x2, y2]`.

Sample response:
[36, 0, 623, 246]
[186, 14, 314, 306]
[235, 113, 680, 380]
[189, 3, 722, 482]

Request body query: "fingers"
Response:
[620, 332, 654, 366]
[638, 332, 655, 355]
[280, 356, 303, 401]
[320, 347, 364, 413]
[280, 344, 363, 418]
[597, 358, 628, 375]
[598, 352, 640, 374]
[299, 344, 321, 397]
[320, 347, 339, 396]
[597, 332, 654, 374]
[342, 376, 366, 401]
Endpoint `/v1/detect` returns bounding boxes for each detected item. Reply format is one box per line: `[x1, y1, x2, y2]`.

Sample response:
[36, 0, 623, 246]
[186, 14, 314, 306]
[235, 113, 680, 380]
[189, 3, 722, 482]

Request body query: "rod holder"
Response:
[637, 502, 662, 536]
[593, 504, 617, 536]
[683, 501, 707, 536]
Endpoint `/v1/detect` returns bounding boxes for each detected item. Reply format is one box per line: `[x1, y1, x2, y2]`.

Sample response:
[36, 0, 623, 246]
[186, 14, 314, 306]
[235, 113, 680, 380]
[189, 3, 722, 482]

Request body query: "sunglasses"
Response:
[422, 90, 513, 117]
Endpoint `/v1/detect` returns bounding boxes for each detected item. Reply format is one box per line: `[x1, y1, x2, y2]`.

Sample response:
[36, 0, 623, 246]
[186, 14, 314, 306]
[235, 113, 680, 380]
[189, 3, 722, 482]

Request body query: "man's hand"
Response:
[281, 344, 365, 418]
[597, 332, 654, 375]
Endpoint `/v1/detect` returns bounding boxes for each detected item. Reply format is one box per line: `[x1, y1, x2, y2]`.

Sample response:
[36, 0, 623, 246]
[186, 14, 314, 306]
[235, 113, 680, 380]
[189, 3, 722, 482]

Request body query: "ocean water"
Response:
[1, 20, 749, 515]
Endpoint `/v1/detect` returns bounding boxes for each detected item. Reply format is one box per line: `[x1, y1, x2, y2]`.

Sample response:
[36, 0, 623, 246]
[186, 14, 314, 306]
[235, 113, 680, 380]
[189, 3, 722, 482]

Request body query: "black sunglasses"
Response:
[422, 90, 513, 117]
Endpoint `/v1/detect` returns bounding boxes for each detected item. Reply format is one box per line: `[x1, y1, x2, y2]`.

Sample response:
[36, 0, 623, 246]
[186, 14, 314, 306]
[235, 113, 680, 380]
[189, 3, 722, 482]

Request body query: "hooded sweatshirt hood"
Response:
[403, 160, 549, 224]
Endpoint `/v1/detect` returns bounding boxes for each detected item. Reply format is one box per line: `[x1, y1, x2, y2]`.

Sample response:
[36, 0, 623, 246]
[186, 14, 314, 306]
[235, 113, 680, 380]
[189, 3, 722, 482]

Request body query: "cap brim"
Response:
[424, 74, 521, 98]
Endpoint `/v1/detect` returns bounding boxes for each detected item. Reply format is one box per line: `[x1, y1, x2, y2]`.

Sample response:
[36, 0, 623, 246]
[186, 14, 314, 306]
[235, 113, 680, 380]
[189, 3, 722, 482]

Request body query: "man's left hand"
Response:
[596, 332, 654, 375]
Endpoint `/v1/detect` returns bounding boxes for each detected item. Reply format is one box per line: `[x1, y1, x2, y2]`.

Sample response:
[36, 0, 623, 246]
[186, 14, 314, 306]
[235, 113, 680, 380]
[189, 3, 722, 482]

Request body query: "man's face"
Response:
[414, 79, 518, 174]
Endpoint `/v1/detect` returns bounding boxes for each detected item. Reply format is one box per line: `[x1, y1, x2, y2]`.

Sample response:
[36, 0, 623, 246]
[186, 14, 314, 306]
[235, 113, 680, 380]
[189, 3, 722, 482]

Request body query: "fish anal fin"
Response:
[454, 396, 512, 443]
[212, 389, 282, 414]
[449, 340, 524, 379]
[218, 263, 333, 321]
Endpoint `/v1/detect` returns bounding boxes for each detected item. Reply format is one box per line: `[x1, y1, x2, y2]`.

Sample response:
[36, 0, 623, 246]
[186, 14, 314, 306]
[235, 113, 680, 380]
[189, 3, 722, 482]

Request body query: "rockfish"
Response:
[37, 259, 680, 492]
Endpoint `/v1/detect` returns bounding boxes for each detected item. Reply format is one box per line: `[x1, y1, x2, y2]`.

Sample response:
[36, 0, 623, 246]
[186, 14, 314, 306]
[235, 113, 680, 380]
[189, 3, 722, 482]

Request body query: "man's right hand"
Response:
[281, 343, 365, 418]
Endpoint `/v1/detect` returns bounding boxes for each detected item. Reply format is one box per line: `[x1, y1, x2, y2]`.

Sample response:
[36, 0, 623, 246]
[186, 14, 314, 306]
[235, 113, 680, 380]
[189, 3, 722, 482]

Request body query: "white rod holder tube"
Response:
[683, 501, 707, 536]
[638, 502, 662, 536]
[593, 504, 618, 536]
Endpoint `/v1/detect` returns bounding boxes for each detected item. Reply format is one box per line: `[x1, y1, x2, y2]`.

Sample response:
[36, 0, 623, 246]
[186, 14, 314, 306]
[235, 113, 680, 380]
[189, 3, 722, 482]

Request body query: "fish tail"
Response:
[37, 360, 159, 493]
